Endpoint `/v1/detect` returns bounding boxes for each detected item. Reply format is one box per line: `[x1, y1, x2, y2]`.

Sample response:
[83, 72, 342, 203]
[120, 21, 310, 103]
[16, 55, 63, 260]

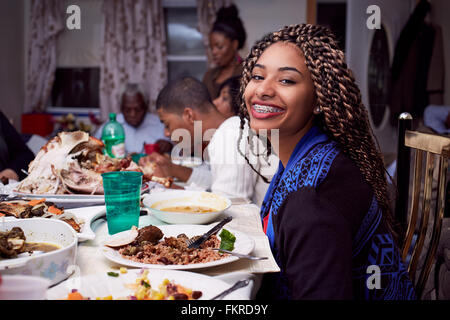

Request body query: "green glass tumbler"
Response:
[101, 171, 143, 235]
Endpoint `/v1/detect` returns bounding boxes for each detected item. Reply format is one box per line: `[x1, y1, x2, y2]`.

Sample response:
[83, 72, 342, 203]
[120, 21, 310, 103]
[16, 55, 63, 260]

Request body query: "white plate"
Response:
[1, 206, 106, 242]
[46, 269, 247, 300]
[143, 190, 231, 225]
[12, 184, 150, 206]
[101, 224, 254, 270]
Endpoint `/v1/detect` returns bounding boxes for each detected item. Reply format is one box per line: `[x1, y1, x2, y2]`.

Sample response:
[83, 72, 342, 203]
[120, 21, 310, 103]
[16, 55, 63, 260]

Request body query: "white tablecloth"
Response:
[70, 204, 279, 299]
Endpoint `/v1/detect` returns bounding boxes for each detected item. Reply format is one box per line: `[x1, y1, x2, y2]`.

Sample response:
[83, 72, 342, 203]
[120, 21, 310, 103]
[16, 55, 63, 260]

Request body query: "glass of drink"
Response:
[101, 171, 143, 235]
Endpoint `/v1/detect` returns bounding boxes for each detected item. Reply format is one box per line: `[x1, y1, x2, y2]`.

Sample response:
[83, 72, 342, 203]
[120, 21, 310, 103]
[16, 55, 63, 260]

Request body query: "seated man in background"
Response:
[95, 83, 172, 155]
[140, 76, 267, 201]
[0, 111, 35, 183]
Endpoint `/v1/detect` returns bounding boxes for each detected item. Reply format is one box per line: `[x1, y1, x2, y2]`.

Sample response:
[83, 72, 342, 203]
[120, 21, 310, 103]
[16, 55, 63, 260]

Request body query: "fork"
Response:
[210, 279, 250, 300]
[212, 248, 268, 260]
[186, 216, 233, 249]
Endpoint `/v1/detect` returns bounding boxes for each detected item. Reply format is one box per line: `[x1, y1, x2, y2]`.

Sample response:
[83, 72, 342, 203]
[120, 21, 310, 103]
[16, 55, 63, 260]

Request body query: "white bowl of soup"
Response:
[0, 218, 78, 286]
[142, 191, 231, 224]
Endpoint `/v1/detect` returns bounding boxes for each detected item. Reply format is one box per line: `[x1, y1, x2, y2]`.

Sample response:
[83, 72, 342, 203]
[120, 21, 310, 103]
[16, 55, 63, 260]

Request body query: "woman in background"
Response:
[213, 75, 241, 118]
[203, 4, 246, 100]
[238, 24, 415, 300]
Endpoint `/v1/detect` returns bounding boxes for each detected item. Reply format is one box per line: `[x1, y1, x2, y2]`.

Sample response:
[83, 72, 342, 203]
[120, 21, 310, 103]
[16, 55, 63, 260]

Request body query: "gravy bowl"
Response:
[143, 190, 231, 224]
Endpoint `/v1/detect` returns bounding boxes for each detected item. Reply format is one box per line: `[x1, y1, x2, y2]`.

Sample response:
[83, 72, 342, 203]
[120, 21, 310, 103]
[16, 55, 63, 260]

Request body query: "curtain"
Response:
[25, 0, 65, 113]
[100, 0, 167, 120]
[196, 0, 233, 68]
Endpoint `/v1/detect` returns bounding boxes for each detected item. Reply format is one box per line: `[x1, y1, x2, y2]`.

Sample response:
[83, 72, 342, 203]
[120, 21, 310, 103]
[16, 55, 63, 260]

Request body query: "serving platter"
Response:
[1, 205, 106, 242]
[10, 183, 152, 210]
[47, 268, 247, 300]
[101, 224, 254, 270]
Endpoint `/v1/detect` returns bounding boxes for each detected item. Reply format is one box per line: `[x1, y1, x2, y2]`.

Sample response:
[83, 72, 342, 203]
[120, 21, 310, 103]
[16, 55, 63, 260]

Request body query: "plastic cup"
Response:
[131, 153, 147, 164]
[0, 275, 51, 300]
[101, 171, 143, 235]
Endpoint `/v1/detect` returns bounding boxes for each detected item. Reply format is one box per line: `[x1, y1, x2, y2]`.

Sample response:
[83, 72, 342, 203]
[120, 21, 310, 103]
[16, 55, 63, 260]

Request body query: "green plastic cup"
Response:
[131, 153, 147, 164]
[101, 171, 143, 235]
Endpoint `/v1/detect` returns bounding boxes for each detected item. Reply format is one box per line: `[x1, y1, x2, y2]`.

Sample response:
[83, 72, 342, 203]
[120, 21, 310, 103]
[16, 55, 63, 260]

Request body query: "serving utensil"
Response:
[210, 279, 250, 300]
[0, 194, 27, 202]
[212, 248, 268, 260]
[186, 216, 232, 249]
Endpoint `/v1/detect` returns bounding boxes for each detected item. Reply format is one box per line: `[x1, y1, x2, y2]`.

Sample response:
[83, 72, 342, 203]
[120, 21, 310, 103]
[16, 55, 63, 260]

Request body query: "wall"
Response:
[0, 0, 25, 130]
[430, 0, 450, 106]
[235, 0, 307, 57]
[345, 0, 414, 156]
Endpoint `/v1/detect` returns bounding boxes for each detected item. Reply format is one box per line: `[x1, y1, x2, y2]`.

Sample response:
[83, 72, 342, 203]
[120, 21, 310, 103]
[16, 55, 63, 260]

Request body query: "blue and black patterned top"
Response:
[257, 126, 415, 300]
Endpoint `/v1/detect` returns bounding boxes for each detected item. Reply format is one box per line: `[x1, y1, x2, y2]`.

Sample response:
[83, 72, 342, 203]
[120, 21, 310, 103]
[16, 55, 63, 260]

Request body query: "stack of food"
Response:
[15, 131, 172, 195]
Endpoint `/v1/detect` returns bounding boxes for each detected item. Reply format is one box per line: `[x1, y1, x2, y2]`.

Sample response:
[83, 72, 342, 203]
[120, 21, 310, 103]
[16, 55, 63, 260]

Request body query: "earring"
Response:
[315, 106, 322, 114]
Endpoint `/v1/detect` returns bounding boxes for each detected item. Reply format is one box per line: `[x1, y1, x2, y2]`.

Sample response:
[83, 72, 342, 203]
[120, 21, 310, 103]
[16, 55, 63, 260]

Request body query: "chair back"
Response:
[396, 113, 450, 298]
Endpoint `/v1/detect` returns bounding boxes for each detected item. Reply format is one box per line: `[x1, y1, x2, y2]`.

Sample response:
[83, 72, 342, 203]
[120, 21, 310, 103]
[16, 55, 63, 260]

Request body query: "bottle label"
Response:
[111, 142, 126, 158]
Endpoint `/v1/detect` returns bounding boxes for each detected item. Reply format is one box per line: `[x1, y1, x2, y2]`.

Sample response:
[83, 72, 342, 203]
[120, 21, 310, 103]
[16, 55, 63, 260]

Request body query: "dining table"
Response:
[53, 197, 280, 299]
[1, 180, 280, 300]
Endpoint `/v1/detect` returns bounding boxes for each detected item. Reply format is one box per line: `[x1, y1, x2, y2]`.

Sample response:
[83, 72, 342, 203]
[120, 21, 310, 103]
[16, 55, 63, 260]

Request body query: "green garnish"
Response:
[107, 271, 119, 277]
[219, 229, 236, 251]
[141, 280, 151, 288]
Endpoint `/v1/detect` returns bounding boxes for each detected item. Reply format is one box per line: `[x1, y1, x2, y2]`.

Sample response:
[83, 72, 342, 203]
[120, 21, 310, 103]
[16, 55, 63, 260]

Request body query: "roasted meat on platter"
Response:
[16, 131, 172, 195]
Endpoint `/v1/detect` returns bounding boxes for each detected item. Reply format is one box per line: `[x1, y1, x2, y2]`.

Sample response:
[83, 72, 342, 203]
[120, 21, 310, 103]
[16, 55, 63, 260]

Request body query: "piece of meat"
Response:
[135, 225, 163, 245]
[0, 227, 26, 258]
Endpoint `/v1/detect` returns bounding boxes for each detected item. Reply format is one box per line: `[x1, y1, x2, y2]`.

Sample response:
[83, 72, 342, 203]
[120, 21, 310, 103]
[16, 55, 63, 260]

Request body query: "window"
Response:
[50, 67, 100, 108]
[164, 1, 207, 81]
[47, 0, 103, 112]
[47, 0, 208, 111]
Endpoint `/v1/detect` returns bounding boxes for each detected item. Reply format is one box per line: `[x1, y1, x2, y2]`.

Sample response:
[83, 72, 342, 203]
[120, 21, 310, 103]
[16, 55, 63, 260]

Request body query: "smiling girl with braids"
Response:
[239, 24, 415, 300]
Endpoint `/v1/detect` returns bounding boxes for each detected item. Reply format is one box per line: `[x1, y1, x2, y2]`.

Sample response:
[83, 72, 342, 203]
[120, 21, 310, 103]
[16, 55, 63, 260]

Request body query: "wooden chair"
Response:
[395, 112, 450, 298]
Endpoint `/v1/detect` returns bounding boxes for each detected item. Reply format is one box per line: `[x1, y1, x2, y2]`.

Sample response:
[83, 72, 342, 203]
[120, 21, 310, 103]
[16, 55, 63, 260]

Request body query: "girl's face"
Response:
[213, 85, 235, 118]
[209, 31, 238, 68]
[244, 42, 317, 141]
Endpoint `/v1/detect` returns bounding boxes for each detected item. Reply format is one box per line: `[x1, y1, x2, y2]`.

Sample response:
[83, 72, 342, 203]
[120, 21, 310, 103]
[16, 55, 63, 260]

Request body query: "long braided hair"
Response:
[238, 24, 400, 242]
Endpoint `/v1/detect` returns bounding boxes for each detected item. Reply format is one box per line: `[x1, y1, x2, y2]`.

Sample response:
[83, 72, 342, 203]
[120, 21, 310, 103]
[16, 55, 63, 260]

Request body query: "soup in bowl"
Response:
[142, 191, 231, 224]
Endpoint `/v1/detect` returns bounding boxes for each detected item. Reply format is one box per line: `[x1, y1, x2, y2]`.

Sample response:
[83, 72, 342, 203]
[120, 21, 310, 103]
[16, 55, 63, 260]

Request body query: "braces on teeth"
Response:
[253, 104, 283, 113]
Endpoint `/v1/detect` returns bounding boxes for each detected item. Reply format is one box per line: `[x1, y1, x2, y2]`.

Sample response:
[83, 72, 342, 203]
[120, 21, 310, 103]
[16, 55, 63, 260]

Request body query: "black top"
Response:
[257, 126, 415, 300]
[0, 112, 35, 180]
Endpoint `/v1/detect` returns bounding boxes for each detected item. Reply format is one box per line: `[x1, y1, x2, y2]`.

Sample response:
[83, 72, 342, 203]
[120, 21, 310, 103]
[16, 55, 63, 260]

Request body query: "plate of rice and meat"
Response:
[101, 224, 254, 270]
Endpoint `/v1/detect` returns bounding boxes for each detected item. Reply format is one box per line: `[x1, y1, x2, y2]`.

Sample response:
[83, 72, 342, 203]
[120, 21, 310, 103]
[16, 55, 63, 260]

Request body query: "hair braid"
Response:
[238, 24, 400, 242]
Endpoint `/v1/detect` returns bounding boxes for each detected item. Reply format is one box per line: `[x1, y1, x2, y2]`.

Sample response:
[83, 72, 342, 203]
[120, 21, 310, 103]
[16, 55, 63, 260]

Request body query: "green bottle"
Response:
[101, 113, 125, 158]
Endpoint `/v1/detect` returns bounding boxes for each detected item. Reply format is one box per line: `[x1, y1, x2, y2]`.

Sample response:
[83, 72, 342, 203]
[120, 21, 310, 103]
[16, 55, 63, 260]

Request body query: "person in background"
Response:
[203, 4, 246, 100]
[239, 24, 414, 299]
[94, 83, 172, 155]
[0, 111, 35, 182]
[212, 75, 241, 119]
[212, 74, 278, 206]
[140, 76, 261, 201]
